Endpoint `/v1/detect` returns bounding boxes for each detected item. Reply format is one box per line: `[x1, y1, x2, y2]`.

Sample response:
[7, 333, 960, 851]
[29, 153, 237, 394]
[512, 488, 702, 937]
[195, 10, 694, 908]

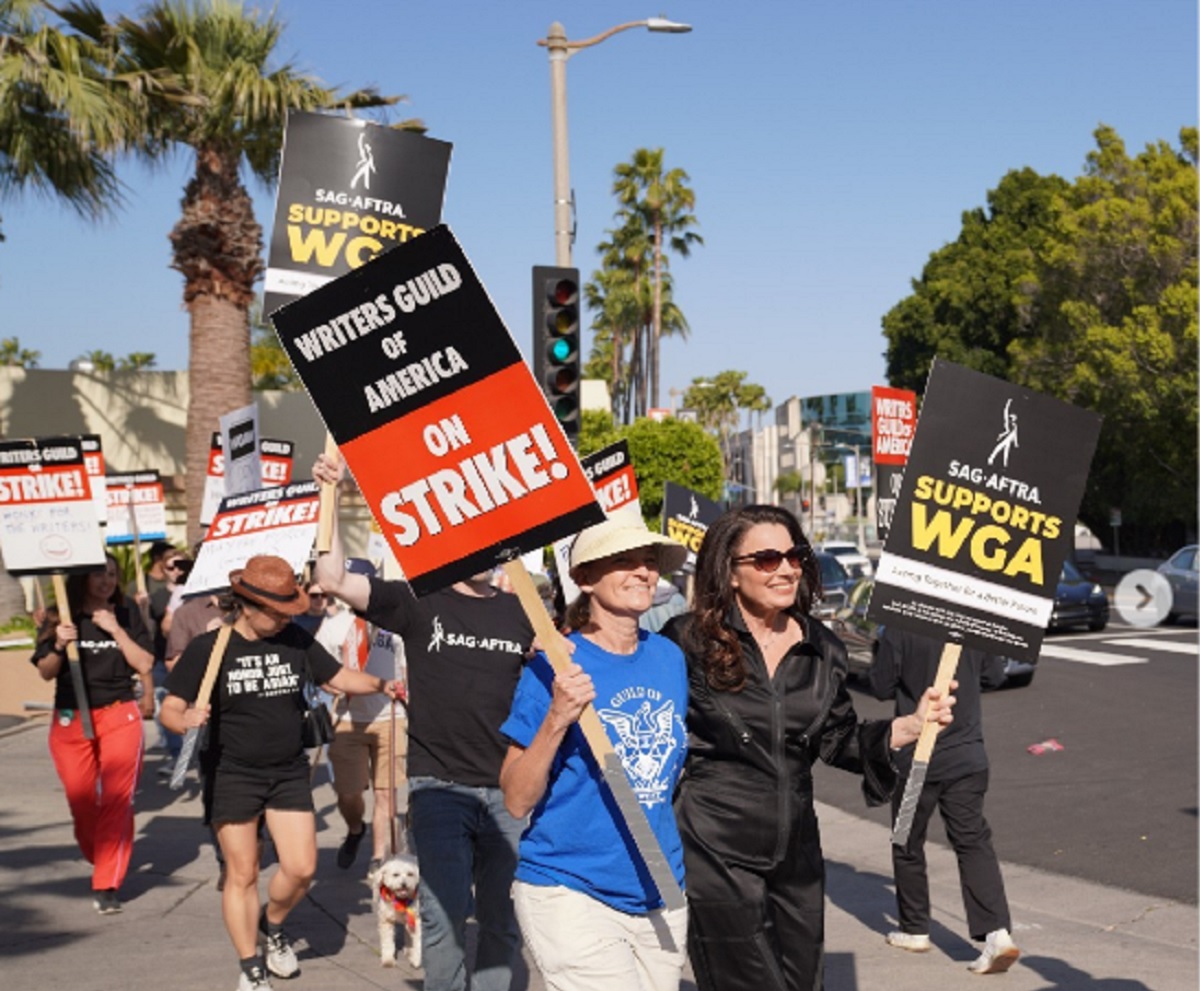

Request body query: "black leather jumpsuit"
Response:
[665, 609, 897, 991]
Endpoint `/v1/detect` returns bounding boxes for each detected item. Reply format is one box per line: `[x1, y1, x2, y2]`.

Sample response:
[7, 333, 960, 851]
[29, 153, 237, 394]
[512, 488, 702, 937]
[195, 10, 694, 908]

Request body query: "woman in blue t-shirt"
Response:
[500, 516, 690, 991]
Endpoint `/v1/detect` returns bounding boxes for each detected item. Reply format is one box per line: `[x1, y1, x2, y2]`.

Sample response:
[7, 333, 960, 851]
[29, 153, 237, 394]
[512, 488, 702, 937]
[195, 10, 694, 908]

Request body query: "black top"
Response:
[363, 577, 533, 787]
[868, 626, 1005, 781]
[32, 604, 151, 710]
[664, 608, 897, 871]
[165, 624, 341, 773]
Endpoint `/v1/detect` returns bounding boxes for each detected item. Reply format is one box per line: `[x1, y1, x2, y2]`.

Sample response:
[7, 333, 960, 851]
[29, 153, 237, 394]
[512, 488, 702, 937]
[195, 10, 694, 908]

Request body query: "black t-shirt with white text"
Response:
[363, 578, 533, 787]
[165, 624, 341, 773]
[32, 605, 151, 710]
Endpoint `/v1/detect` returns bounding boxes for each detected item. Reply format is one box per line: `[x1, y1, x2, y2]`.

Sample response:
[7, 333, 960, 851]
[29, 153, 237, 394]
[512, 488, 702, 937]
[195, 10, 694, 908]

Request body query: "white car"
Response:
[818, 541, 873, 579]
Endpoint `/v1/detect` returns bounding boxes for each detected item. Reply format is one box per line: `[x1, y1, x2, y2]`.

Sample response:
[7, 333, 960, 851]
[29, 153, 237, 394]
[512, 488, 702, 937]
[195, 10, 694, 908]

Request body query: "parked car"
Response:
[1048, 558, 1109, 632]
[1157, 545, 1198, 622]
[812, 551, 854, 620]
[829, 578, 1037, 687]
[817, 540, 874, 579]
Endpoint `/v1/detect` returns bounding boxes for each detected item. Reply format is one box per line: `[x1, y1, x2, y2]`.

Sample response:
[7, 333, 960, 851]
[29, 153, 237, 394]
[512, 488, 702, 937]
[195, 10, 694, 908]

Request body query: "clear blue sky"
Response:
[2, 0, 1196, 414]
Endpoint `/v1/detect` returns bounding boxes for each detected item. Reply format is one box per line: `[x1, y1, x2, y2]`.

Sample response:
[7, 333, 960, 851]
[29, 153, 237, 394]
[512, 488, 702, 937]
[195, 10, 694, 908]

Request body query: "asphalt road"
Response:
[814, 619, 1199, 905]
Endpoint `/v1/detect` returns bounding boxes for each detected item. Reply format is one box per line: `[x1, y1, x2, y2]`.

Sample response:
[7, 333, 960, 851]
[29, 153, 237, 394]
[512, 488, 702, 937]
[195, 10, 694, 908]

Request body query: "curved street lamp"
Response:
[538, 17, 692, 266]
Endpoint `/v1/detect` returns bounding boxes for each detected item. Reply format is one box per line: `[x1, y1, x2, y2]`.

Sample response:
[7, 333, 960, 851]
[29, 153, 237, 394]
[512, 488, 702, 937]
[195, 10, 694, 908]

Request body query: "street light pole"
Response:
[539, 17, 692, 267]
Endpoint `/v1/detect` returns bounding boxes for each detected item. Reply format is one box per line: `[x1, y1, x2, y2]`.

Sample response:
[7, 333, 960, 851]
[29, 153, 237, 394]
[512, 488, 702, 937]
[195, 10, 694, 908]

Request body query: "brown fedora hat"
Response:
[228, 555, 309, 616]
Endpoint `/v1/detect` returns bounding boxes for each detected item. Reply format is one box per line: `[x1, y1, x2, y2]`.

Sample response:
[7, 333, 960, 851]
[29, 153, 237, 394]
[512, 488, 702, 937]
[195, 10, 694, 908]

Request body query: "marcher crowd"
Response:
[30, 454, 1023, 991]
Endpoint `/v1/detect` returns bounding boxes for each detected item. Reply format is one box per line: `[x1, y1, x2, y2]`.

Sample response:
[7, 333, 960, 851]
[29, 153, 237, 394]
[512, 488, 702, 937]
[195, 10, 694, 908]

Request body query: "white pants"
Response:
[513, 881, 687, 991]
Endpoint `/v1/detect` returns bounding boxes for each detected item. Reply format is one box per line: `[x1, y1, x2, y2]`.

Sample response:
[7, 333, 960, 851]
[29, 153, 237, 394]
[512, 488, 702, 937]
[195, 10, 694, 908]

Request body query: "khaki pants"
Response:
[329, 718, 407, 809]
[513, 881, 687, 991]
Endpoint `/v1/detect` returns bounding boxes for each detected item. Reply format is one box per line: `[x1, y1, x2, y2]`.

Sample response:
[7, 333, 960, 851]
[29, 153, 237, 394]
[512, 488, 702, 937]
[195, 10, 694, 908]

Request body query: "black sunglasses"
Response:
[732, 545, 806, 573]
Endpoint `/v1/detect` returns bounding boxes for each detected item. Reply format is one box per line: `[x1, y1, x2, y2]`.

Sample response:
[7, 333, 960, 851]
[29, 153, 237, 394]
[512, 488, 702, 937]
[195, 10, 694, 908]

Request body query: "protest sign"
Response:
[270, 224, 604, 596]
[867, 359, 1101, 662]
[80, 435, 107, 525]
[553, 441, 642, 603]
[872, 385, 918, 542]
[200, 434, 296, 528]
[185, 482, 321, 596]
[104, 471, 167, 545]
[219, 403, 261, 500]
[263, 111, 452, 316]
[661, 482, 724, 575]
[0, 437, 105, 573]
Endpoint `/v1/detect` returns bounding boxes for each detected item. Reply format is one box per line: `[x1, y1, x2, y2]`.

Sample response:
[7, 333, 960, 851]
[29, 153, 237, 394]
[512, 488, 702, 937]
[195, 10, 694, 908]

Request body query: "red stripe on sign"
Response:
[0, 467, 91, 505]
[341, 363, 595, 585]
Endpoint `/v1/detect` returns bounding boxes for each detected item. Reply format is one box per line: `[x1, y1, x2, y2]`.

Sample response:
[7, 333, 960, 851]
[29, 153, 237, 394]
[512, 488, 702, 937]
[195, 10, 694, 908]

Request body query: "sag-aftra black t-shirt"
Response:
[363, 578, 532, 787]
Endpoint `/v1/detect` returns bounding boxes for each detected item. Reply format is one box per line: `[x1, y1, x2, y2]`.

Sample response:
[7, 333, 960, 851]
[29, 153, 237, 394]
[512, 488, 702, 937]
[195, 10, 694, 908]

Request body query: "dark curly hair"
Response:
[683, 504, 821, 692]
[38, 554, 125, 644]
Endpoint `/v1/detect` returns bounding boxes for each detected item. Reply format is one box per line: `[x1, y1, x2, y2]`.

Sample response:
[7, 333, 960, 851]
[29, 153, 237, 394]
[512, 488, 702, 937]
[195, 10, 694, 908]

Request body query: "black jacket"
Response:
[664, 608, 897, 871]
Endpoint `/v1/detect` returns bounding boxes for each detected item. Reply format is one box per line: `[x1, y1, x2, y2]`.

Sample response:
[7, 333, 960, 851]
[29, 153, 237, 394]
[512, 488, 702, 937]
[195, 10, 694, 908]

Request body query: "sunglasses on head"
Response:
[732, 546, 806, 573]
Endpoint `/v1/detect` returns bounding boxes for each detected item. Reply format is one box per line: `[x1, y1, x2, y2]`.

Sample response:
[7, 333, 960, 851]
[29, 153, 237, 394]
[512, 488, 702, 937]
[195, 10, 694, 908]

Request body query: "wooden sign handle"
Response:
[316, 433, 339, 554]
[912, 641, 961, 763]
[127, 484, 151, 627]
[501, 559, 612, 758]
[195, 624, 233, 710]
[51, 572, 94, 740]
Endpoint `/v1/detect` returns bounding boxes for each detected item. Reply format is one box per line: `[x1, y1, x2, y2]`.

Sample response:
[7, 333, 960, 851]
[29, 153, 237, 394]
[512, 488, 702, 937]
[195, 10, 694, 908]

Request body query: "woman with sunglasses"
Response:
[31, 553, 154, 915]
[662, 504, 955, 991]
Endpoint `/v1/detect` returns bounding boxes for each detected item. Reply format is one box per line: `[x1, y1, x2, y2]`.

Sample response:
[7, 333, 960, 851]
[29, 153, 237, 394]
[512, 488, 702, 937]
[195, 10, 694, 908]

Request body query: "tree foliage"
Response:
[0, 0, 131, 235]
[0, 335, 39, 366]
[585, 148, 700, 424]
[883, 125, 1197, 550]
[681, 370, 771, 471]
[577, 410, 723, 528]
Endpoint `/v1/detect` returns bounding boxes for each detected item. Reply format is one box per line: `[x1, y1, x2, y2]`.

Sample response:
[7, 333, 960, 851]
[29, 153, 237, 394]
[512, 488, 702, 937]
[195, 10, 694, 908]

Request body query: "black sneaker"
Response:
[93, 889, 122, 914]
[336, 826, 367, 870]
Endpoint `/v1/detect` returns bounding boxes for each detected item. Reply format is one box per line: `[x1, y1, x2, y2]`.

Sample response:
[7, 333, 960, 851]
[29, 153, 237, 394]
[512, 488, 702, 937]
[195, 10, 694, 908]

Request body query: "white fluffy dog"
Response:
[371, 853, 421, 969]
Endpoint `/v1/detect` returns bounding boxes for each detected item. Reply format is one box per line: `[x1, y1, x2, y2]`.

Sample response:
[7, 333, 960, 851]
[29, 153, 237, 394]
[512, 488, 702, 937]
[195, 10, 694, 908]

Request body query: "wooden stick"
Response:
[316, 433, 339, 554]
[913, 641, 961, 763]
[51, 573, 93, 740]
[389, 697, 398, 857]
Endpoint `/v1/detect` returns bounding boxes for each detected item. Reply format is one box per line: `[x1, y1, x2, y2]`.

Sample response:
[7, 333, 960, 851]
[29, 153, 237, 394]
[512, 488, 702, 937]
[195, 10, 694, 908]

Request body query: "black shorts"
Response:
[204, 764, 313, 826]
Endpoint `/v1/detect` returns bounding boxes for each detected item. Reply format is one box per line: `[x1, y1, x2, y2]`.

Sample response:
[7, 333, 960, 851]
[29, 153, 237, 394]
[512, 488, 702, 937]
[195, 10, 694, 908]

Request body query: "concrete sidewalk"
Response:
[0, 715, 1194, 991]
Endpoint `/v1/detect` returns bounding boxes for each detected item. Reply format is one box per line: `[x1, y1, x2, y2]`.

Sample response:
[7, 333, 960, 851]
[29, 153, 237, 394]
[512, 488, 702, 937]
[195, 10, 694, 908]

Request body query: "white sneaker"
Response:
[236, 964, 273, 991]
[968, 928, 1020, 974]
[262, 928, 298, 979]
[886, 931, 932, 952]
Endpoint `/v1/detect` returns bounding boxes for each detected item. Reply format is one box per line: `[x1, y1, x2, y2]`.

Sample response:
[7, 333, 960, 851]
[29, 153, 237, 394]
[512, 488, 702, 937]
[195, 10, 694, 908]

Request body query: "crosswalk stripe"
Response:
[1105, 638, 1198, 655]
[1039, 644, 1148, 666]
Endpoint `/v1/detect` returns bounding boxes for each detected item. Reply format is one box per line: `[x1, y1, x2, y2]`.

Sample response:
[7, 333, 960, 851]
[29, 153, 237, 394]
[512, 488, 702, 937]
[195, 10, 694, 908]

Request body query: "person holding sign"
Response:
[31, 554, 154, 915]
[161, 556, 400, 991]
[313, 452, 534, 991]
[663, 505, 955, 991]
[499, 517, 690, 991]
[869, 627, 1019, 974]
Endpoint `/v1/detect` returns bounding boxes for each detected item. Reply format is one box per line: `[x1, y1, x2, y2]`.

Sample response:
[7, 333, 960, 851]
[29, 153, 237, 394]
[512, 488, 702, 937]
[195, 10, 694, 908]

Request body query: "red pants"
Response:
[48, 700, 144, 892]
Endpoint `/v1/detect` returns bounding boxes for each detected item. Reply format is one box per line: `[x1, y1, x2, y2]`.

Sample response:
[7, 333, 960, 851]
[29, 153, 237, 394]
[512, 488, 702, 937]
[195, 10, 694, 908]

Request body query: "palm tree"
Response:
[59, 0, 417, 543]
[612, 148, 701, 409]
[587, 209, 691, 422]
[0, 335, 39, 366]
[0, 0, 130, 236]
[683, 370, 770, 475]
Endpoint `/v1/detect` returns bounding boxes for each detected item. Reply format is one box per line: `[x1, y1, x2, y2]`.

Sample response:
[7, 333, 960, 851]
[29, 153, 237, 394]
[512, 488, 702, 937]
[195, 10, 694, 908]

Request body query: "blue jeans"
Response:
[409, 776, 524, 991]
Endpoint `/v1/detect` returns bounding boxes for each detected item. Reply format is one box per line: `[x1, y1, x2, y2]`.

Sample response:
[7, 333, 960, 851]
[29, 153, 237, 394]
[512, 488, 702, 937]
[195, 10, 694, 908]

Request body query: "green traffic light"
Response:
[551, 338, 572, 362]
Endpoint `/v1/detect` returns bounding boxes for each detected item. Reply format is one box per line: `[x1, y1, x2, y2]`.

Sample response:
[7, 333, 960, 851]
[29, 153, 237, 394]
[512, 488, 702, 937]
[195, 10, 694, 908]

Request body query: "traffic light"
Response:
[532, 265, 581, 443]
